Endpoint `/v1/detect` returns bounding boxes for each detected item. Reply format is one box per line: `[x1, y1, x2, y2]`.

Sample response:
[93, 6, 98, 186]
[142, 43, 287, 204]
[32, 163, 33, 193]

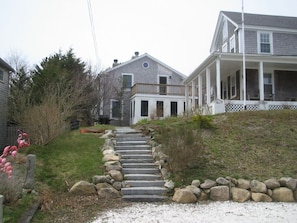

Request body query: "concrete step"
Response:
[125, 180, 165, 187]
[124, 174, 162, 180]
[116, 150, 151, 155]
[116, 136, 149, 141]
[116, 141, 148, 146]
[122, 163, 157, 168]
[122, 195, 167, 202]
[123, 168, 159, 174]
[115, 145, 151, 150]
[120, 154, 153, 160]
[121, 187, 167, 196]
[121, 158, 154, 163]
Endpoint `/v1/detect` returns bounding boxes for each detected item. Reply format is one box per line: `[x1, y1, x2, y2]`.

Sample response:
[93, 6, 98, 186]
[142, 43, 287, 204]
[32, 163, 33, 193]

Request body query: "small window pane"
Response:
[123, 74, 132, 88]
[141, 100, 148, 116]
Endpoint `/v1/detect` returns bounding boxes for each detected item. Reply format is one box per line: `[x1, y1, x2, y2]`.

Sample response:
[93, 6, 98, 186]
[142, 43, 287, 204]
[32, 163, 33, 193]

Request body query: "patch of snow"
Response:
[92, 201, 297, 223]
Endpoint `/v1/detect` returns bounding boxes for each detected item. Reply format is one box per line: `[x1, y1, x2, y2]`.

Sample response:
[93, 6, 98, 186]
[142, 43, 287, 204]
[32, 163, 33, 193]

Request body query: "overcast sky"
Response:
[1, 0, 296, 75]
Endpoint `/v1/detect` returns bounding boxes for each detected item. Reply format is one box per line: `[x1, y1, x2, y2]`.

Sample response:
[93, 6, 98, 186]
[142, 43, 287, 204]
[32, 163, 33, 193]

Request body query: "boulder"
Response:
[103, 149, 115, 156]
[272, 187, 295, 202]
[251, 192, 272, 202]
[101, 130, 113, 139]
[279, 177, 297, 190]
[216, 177, 230, 185]
[264, 178, 280, 190]
[103, 138, 114, 147]
[97, 187, 121, 199]
[172, 189, 197, 203]
[250, 180, 267, 193]
[102, 154, 120, 162]
[231, 187, 250, 202]
[101, 145, 113, 152]
[191, 180, 201, 187]
[185, 185, 201, 197]
[237, 179, 250, 190]
[92, 175, 112, 184]
[104, 161, 122, 171]
[164, 180, 175, 190]
[108, 170, 123, 181]
[198, 191, 208, 201]
[210, 186, 230, 201]
[95, 182, 113, 190]
[69, 181, 96, 195]
[161, 168, 170, 179]
[200, 179, 217, 189]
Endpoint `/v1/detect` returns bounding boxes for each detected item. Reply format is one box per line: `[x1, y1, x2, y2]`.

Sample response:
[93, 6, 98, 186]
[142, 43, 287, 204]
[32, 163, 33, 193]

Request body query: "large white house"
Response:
[183, 11, 297, 114]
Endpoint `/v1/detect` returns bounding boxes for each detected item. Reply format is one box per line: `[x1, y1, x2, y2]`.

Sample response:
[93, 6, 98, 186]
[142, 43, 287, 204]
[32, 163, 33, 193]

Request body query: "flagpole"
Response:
[242, 0, 246, 110]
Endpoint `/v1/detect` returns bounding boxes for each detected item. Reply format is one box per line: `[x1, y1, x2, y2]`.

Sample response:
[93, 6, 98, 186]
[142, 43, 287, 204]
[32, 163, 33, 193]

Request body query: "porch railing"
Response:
[131, 83, 185, 96]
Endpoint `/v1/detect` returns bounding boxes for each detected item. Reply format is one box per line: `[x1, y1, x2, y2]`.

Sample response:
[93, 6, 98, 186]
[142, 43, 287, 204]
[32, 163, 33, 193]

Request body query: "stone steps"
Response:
[114, 127, 166, 202]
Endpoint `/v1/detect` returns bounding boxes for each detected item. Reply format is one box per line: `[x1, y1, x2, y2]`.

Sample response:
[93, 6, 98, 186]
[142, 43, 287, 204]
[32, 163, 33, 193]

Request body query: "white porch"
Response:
[184, 53, 297, 115]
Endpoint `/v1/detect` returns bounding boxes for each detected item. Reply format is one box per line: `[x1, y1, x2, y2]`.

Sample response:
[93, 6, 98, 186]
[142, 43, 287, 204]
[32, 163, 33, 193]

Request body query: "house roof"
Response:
[222, 11, 297, 30]
[0, 58, 15, 72]
[105, 53, 186, 79]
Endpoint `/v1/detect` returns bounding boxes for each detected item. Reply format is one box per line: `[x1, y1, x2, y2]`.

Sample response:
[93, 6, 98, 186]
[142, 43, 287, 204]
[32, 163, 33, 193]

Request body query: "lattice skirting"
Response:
[269, 105, 297, 110]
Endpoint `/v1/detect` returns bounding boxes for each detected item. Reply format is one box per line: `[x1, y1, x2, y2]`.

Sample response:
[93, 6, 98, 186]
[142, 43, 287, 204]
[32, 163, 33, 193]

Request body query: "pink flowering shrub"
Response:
[0, 130, 30, 178]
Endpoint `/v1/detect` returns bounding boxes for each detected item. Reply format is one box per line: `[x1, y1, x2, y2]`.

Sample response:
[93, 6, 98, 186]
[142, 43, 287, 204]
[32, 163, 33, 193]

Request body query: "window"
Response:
[159, 76, 167, 95]
[141, 100, 148, 116]
[122, 73, 133, 89]
[142, 62, 149, 69]
[222, 42, 228, 53]
[231, 75, 236, 98]
[111, 100, 121, 118]
[258, 32, 272, 53]
[156, 101, 164, 117]
[171, 102, 177, 116]
[229, 35, 235, 53]
[0, 70, 3, 82]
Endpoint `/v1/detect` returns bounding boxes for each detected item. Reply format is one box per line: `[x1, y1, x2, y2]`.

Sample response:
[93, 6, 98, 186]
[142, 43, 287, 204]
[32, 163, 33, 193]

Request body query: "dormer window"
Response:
[258, 32, 273, 54]
[229, 35, 235, 53]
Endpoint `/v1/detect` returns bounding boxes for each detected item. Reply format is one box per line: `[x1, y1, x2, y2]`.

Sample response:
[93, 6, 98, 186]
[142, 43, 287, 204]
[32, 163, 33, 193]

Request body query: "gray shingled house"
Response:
[184, 11, 297, 114]
[98, 52, 186, 126]
[0, 58, 14, 150]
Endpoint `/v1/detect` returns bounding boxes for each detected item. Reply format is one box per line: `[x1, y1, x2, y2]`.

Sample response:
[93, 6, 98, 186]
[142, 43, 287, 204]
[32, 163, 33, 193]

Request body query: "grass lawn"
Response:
[3, 125, 113, 223]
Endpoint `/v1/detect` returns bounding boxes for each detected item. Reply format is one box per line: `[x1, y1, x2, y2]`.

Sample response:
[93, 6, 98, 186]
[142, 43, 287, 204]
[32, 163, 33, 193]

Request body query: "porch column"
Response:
[185, 84, 189, 111]
[198, 74, 202, 106]
[192, 80, 195, 108]
[216, 58, 221, 99]
[259, 61, 264, 101]
[206, 67, 211, 104]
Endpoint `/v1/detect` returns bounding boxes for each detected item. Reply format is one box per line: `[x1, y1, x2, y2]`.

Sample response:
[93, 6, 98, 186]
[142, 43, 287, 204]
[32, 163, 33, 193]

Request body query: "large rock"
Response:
[216, 177, 230, 185]
[237, 179, 250, 190]
[102, 154, 120, 162]
[108, 170, 123, 181]
[272, 187, 295, 202]
[191, 180, 201, 187]
[250, 180, 267, 193]
[103, 149, 115, 156]
[164, 180, 175, 190]
[200, 179, 217, 189]
[264, 178, 280, 190]
[69, 181, 96, 195]
[185, 185, 201, 197]
[279, 177, 297, 190]
[95, 182, 113, 190]
[92, 175, 112, 184]
[172, 189, 197, 203]
[231, 187, 250, 202]
[97, 187, 121, 199]
[210, 186, 230, 201]
[104, 161, 122, 171]
[198, 191, 208, 201]
[293, 188, 297, 201]
[251, 192, 272, 202]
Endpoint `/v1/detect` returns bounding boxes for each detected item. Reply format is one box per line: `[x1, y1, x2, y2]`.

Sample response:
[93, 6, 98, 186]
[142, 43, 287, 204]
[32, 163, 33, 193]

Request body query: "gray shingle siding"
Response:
[0, 69, 9, 149]
[245, 30, 258, 54]
[274, 33, 297, 55]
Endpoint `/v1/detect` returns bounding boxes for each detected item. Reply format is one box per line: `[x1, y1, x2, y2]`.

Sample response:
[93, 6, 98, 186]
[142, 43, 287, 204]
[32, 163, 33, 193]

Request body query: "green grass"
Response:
[3, 125, 112, 222]
[136, 110, 297, 184]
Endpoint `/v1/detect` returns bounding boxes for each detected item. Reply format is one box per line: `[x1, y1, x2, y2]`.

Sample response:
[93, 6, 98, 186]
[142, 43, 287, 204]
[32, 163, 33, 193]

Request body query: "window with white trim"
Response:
[258, 32, 273, 54]
[122, 73, 133, 89]
[141, 100, 148, 117]
[229, 35, 235, 53]
[222, 42, 228, 53]
[111, 100, 121, 119]
[264, 73, 273, 98]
